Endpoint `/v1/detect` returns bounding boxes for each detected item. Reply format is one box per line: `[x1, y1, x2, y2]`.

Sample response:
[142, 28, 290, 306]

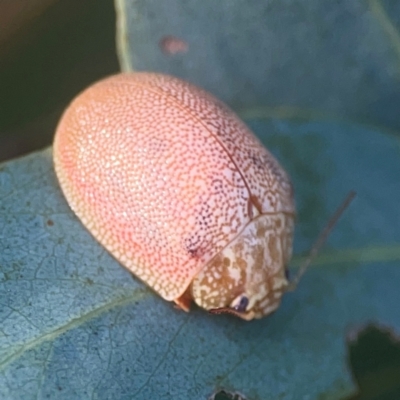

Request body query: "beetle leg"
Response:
[174, 290, 193, 312]
[209, 307, 255, 321]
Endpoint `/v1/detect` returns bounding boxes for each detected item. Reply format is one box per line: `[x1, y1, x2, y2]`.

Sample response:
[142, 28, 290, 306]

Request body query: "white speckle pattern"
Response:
[53, 72, 295, 314]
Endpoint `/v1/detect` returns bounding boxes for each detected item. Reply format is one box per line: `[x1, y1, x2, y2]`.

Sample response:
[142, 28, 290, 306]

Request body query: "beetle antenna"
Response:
[286, 190, 356, 292]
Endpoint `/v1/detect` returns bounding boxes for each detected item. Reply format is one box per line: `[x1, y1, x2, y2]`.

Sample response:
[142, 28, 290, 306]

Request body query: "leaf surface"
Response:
[0, 120, 399, 399]
[116, 0, 400, 130]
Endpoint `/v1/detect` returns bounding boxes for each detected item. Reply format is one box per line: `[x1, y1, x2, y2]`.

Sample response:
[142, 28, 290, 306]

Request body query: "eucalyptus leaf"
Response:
[116, 0, 400, 130]
[1, 119, 399, 399]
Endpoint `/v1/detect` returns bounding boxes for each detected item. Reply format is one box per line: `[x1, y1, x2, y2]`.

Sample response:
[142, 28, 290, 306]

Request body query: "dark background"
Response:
[0, 0, 118, 162]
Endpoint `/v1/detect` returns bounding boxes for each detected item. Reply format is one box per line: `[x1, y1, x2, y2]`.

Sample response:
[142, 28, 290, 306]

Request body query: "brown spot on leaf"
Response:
[159, 35, 188, 55]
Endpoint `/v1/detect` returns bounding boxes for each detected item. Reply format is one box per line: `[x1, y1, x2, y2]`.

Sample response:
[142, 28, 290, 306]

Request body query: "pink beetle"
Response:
[53, 72, 295, 320]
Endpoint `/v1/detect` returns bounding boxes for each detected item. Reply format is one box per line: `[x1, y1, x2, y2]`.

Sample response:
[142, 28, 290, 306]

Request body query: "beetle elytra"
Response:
[53, 72, 296, 320]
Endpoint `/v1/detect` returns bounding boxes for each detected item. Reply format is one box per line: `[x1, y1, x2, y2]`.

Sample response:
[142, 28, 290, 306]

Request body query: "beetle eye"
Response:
[234, 296, 249, 313]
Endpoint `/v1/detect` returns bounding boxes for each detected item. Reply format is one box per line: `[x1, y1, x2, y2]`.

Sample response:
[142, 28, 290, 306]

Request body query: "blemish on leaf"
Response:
[208, 390, 248, 400]
[159, 35, 188, 55]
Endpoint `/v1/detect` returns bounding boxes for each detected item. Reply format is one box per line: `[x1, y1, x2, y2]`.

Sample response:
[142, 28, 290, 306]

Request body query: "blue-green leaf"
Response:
[116, 0, 400, 131]
[1, 119, 399, 399]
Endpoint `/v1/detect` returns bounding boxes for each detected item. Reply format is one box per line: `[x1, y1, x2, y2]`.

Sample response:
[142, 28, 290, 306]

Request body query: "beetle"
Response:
[53, 72, 295, 320]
